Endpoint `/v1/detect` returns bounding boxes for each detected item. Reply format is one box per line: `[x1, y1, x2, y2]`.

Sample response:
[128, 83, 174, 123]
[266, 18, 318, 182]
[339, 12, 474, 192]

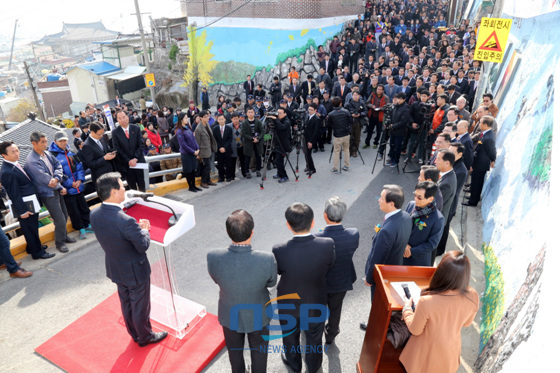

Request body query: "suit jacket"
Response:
[112, 124, 146, 174]
[472, 130, 496, 172]
[273, 235, 335, 312]
[300, 81, 316, 99]
[334, 85, 351, 99]
[288, 84, 302, 102]
[438, 170, 457, 222]
[320, 59, 335, 77]
[1, 162, 38, 216]
[316, 74, 332, 89]
[315, 225, 359, 293]
[212, 124, 233, 157]
[304, 114, 321, 146]
[458, 133, 474, 169]
[207, 245, 277, 333]
[194, 123, 218, 158]
[243, 80, 254, 96]
[24, 150, 64, 198]
[365, 211, 412, 284]
[455, 78, 469, 94]
[90, 203, 151, 287]
[81, 136, 114, 187]
[448, 91, 461, 105]
[450, 158, 468, 218]
[403, 202, 445, 267]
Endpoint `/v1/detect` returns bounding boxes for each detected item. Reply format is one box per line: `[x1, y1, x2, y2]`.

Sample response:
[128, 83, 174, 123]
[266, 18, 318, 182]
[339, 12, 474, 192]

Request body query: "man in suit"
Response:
[320, 54, 335, 78]
[208, 209, 277, 373]
[316, 68, 332, 90]
[273, 203, 335, 373]
[212, 114, 233, 182]
[112, 111, 146, 192]
[300, 74, 316, 100]
[433, 149, 457, 264]
[303, 103, 320, 174]
[447, 84, 461, 105]
[288, 78, 302, 104]
[314, 197, 359, 345]
[243, 75, 254, 100]
[464, 116, 497, 206]
[0, 142, 55, 260]
[25, 132, 75, 253]
[455, 70, 469, 94]
[403, 182, 445, 267]
[81, 122, 116, 188]
[333, 76, 351, 99]
[456, 120, 473, 169]
[362, 185, 412, 330]
[90, 172, 167, 347]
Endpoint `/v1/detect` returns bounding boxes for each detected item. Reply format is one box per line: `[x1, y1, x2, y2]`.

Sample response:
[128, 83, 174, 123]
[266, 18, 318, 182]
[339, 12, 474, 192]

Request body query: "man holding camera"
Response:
[387, 92, 412, 168]
[303, 104, 321, 175]
[268, 107, 292, 183]
[364, 84, 388, 150]
[345, 91, 368, 158]
[407, 89, 432, 164]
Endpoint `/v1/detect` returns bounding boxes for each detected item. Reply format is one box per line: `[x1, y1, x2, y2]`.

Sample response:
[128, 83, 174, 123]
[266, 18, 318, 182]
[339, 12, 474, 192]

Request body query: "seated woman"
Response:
[146, 123, 162, 152]
[400, 250, 479, 373]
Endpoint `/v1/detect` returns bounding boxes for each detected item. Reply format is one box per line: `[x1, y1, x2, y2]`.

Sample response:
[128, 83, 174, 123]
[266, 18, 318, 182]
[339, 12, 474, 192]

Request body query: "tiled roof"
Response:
[0, 119, 69, 168]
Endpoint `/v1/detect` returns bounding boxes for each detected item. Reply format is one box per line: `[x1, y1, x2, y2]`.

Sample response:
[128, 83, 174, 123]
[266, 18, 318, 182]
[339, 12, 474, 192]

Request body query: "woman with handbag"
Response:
[399, 250, 479, 373]
[176, 113, 201, 193]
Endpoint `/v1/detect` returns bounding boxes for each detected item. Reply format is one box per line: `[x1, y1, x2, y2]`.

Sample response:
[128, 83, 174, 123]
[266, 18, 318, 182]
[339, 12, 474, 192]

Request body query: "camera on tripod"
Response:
[418, 100, 436, 116]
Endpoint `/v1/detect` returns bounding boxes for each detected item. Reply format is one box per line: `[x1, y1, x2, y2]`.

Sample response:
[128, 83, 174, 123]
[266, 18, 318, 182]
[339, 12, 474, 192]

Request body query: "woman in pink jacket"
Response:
[400, 251, 479, 373]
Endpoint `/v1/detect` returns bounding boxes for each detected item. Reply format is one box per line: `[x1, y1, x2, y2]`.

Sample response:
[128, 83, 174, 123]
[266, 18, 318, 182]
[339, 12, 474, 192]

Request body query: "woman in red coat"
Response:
[146, 123, 162, 153]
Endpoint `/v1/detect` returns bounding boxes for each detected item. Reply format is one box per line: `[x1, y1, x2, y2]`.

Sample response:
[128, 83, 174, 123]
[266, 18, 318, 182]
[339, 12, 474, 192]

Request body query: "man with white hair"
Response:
[456, 96, 471, 123]
[455, 120, 473, 169]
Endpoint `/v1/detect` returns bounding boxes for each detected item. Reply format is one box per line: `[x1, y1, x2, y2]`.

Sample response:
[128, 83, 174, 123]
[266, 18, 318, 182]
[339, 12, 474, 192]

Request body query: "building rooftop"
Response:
[66, 61, 121, 76]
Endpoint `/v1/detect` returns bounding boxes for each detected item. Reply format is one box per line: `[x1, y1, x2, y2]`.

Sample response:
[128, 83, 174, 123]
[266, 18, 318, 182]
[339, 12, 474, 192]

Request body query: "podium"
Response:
[124, 193, 206, 339]
[357, 265, 436, 373]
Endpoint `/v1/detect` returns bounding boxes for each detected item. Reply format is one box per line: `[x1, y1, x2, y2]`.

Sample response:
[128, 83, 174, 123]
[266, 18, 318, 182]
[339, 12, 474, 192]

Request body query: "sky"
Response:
[0, 0, 181, 45]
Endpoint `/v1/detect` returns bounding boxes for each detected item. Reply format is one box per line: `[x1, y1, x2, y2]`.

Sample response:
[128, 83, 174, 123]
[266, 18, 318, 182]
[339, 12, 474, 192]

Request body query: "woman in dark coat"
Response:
[176, 113, 201, 192]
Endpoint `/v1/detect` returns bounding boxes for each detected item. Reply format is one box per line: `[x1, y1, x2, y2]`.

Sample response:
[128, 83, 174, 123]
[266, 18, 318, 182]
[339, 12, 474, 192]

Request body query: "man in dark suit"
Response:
[314, 196, 359, 345]
[81, 122, 116, 188]
[320, 54, 335, 78]
[288, 78, 302, 103]
[212, 114, 233, 182]
[0, 142, 55, 260]
[419, 165, 444, 213]
[273, 203, 335, 373]
[333, 76, 351, 99]
[456, 120, 473, 170]
[90, 172, 167, 347]
[207, 209, 277, 373]
[112, 111, 146, 192]
[433, 149, 457, 264]
[243, 75, 254, 100]
[300, 74, 316, 100]
[455, 70, 469, 94]
[303, 104, 321, 174]
[362, 185, 412, 330]
[465, 116, 496, 206]
[403, 182, 445, 267]
[447, 84, 461, 105]
[316, 68, 332, 90]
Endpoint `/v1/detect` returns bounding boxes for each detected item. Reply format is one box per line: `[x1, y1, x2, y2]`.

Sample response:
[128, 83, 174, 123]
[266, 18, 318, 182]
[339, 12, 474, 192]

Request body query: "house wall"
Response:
[67, 68, 110, 105]
[37, 80, 72, 117]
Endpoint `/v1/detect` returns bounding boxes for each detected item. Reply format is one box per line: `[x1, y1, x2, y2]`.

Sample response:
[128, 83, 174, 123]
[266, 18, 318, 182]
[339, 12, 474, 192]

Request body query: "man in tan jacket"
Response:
[194, 111, 217, 188]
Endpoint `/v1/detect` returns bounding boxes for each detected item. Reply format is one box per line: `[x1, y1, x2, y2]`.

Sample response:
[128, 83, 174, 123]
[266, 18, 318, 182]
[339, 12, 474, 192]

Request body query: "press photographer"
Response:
[364, 85, 389, 150]
[266, 108, 292, 183]
[345, 91, 368, 158]
[327, 97, 352, 173]
[406, 89, 435, 165]
[387, 92, 412, 168]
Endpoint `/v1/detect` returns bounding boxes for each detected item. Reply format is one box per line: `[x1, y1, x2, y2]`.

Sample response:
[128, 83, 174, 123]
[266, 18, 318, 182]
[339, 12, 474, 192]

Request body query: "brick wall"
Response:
[184, 0, 362, 19]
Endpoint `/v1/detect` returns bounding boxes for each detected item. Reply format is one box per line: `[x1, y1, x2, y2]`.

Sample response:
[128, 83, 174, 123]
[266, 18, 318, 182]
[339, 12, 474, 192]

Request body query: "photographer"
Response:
[240, 108, 265, 179]
[364, 84, 388, 149]
[345, 91, 368, 158]
[406, 89, 432, 165]
[327, 97, 352, 173]
[387, 92, 412, 168]
[303, 104, 321, 174]
[267, 107, 292, 183]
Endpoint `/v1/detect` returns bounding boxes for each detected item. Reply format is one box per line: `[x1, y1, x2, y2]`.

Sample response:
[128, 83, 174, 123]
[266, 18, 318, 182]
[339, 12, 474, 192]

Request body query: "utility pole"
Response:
[133, 0, 158, 109]
[8, 19, 18, 70]
[23, 61, 46, 122]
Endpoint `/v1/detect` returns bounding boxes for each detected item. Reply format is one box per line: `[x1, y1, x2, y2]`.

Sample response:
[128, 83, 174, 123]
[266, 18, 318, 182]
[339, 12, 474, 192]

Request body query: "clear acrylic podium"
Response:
[124, 193, 206, 339]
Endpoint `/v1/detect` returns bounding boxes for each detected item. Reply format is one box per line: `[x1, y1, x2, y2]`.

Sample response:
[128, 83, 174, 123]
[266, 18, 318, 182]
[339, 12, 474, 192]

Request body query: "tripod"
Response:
[402, 123, 428, 173]
[371, 126, 400, 175]
[402, 102, 435, 173]
[260, 121, 300, 189]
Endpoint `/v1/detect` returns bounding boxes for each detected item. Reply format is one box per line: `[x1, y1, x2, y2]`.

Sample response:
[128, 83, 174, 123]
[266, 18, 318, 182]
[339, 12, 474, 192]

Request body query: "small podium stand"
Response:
[357, 265, 436, 373]
[124, 193, 206, 339]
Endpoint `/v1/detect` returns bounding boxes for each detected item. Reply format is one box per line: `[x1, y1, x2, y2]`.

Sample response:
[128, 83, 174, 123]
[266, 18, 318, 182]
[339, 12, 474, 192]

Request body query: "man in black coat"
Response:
[303, 104, 321, 174]
[362, 185, 412, 330]
[212, 114, 233, 182]
[320, 54, 335, 78]
[314, 196, 359, 345]
[268, 107, 292, 183]
[465, 116, 497, 206]
[90, 172, 167, 347]
[456, 120, 474, 169]
[300, 74, 316, 100]
[81, 122, 116, 189]
[112, 111, 146, 191]
[387, 92, 412, 167]
[433, 149, 457, 263]
[0, 142, 54, 260]
[273, 203, 335, 373]
[243, 75, 254, 100]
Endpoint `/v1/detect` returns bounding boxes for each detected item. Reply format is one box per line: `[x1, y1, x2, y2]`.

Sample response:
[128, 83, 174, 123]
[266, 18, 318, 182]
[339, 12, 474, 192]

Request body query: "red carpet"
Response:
[35, 293, 225, 373]
[125, 204, 173, 243]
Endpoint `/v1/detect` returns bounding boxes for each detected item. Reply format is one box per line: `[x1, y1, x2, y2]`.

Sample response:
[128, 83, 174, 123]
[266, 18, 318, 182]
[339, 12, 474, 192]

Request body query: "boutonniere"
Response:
[478, 141, 483, 145]
[374, 223, 382, 233]
[414, 218, 427, 230]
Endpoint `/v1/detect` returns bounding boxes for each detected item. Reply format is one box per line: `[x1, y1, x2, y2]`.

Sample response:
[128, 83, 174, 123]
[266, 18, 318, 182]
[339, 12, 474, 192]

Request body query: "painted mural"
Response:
[475, 9, 556, 370]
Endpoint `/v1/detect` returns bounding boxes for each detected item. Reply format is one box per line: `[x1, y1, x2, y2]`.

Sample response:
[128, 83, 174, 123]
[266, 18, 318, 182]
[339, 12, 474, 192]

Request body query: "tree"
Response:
[6, 99, 38, 122]
[182, 25, 218, 105]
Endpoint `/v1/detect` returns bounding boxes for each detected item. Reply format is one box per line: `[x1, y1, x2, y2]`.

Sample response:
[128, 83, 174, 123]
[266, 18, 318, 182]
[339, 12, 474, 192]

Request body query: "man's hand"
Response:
[404, 245, 412, 258]
[194, 150, 200, 156]
[60, 188, 67, 196]
[104, 152, 116, 160]
[48, 178, 59, 188]
[365, 280, 372, 287]
[253, 138, 259, 143]
[129, 158, 138, 167]
[352, 113, 360, 118]
[307, 142, 313, 149]
[491, 161, 495, 168]
[20, 211, 33, 219]
[219, 147, 226, 153]
[139, 219, 150, 230]
[412, 123, 419, 129]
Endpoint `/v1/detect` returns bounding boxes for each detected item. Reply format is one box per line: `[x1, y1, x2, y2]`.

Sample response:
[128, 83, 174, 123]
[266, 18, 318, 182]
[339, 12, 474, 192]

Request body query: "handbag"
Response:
[386, 311, 412, 349]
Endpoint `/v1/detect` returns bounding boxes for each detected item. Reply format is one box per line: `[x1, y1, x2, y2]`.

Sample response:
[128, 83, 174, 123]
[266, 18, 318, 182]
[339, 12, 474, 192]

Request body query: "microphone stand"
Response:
[143, 197, 181, 226]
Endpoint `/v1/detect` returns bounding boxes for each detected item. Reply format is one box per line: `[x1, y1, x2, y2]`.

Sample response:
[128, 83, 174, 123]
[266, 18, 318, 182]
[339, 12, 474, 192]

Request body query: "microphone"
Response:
[126, 191, 154, 200]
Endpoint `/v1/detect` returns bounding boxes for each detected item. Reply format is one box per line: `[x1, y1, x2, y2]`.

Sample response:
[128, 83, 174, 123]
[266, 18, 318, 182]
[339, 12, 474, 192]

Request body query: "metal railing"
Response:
[2, 152, 184, 234]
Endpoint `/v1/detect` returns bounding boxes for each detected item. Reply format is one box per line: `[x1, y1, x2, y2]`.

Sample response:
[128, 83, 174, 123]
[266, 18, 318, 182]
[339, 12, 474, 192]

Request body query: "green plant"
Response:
[275, 38, 317, 65]
[169, 44, 179, 62]
[182, 25, 218, 104]
[168, 62, 172, 70]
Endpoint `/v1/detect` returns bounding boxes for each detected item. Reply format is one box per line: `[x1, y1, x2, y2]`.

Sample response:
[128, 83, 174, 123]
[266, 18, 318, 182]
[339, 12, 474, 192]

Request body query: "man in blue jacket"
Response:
[403, 182, 445, 266]
[315, 196, 359, 345]
[361, 184, 412, 330]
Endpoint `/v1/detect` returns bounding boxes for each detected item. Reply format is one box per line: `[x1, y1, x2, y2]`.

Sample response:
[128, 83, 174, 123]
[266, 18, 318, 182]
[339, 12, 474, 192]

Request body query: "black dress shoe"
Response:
[57, 245, 69, 253]
[188, 188, 198, 193]
[360, 322, 368, 331]
[41, 245, 48, 250]
[138, 331, 168, 347]
[33, 252, 56, 260]
[462, 202, 477, 207]
[320, 148, 325, 152]
[256, 171, 261, 177]
[281, 352, 301, 373]
[195, 187, 203, 191]
[65, 237, 77, 244]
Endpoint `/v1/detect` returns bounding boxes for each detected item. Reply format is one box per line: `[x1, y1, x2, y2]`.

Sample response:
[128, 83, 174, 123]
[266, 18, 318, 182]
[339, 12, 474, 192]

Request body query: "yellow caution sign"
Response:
[474, 17, 512, 63]
[145, 73, 156, 88]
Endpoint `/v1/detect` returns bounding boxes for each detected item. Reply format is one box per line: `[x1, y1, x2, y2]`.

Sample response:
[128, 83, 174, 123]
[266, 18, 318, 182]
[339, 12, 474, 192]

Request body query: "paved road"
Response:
[0, 146, 441, 372]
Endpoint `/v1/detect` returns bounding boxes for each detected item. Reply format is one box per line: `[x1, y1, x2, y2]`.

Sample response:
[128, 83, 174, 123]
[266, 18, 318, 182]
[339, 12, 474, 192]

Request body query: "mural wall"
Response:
[474, 8, 556, 372]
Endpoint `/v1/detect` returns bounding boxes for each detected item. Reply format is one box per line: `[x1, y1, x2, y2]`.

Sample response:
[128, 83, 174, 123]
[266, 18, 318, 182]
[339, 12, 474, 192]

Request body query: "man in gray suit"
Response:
[91, 172, 168, 347]
[207, 210, 277, 373]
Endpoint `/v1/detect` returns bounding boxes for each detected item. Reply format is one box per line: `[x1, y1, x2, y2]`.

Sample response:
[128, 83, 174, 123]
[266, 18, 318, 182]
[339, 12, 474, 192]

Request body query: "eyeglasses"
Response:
[413, 192, 425, 200]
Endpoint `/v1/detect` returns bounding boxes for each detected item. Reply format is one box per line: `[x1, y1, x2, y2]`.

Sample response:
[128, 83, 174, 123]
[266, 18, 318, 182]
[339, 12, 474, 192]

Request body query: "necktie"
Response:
[341, 86, 344, 96]
[125, 128, 129, 139]
[16, 162, 30, 179]
[308, 82, 311, 94]
[220, 126, 224, 137]
[97, 139, 104, 151]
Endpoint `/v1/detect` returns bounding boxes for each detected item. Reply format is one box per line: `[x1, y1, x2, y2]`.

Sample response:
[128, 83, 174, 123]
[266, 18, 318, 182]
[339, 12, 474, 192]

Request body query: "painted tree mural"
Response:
[182, 25, 218, 105]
